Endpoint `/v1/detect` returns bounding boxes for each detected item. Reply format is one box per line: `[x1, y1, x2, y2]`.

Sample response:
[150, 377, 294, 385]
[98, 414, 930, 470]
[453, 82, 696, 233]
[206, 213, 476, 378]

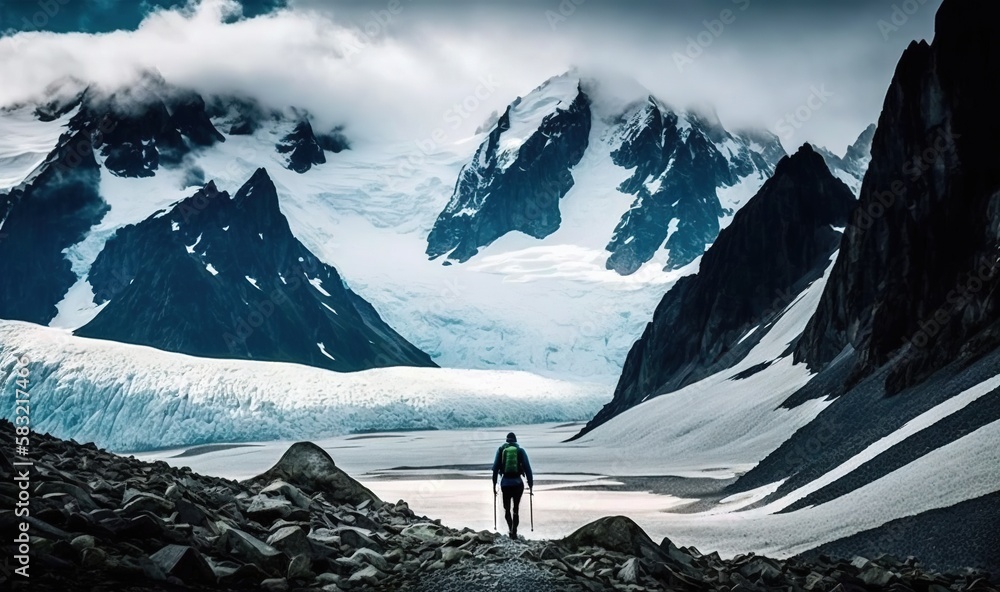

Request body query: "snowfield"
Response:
[0, 104, 78, 192]
[0, 320, 608, 452]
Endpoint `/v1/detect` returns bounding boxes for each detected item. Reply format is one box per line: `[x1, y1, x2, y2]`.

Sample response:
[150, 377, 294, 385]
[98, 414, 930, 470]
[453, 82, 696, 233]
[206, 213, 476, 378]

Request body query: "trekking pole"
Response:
[530, 488, 534, 532]
[493, 486, 497, 531]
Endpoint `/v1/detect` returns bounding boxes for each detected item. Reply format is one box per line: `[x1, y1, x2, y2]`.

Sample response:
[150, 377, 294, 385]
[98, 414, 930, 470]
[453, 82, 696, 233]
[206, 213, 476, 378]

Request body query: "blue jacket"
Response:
[492, 443, 533, 489]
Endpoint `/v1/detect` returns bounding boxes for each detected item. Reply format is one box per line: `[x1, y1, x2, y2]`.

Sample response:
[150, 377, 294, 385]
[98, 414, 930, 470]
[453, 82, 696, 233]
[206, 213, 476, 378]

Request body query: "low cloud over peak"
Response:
[0, 0, 941, 151]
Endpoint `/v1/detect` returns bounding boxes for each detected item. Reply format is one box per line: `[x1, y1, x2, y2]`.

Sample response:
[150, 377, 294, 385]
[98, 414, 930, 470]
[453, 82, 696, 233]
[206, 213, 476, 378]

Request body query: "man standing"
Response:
[492, 432, 534, 539]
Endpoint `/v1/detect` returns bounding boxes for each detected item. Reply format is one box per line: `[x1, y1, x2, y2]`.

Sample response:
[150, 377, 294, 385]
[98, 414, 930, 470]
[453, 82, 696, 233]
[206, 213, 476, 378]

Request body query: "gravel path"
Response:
[406, 537, 586, 592]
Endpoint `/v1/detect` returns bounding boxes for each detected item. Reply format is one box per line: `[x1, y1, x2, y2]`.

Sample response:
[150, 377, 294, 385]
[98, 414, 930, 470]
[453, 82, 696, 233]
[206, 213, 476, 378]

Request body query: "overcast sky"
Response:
[0, 0, 942, 152]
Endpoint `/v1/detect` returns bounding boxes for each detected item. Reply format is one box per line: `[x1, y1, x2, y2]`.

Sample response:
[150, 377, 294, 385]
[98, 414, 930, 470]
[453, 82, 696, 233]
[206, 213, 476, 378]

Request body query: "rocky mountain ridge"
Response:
[576, 143, 856, 436]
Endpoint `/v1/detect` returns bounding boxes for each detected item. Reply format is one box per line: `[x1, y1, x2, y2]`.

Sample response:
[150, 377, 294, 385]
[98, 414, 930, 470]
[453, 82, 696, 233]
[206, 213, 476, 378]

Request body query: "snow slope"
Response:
[567, 255, 839, 477]
[0, 320, 608, 451]
[0, 104, 78, 192]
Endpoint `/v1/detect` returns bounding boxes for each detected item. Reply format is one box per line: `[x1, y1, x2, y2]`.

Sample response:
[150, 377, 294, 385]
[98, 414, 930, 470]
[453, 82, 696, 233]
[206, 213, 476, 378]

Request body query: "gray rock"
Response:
[243, 442, 380, 506]
[348, 564, 385, 585]
[267, 525, 313, 558]
[261, 480, 314, 509]
[287, 554, 314, 580]
[860, 565, 897, 587]
[219, 527, 286, 570]
[122, 492, 175, 517]
[70, 534, 96, 551]
[174, 498, 209, 526]
[440, 547, 473, 566]
[261, 577, 289, 591]
[401, 522, 447, 541]
[80, 547, 109, 568]
[149, 545, 216, 585]
[561, 516, 664, 561]
[338, 526, 383, 552]
[617, 557, 640, 583]
[247, 495, 294, 523]
[351, 547, 389, 571]
[36, 481, 99, 511]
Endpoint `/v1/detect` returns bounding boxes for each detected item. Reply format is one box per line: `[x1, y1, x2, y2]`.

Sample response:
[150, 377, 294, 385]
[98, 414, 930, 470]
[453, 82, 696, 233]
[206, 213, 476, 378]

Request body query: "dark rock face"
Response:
[276, 120, 327, 173]
[76, 168, 435, 372]
[578, 145, 855, 436]
[316, 126, 351, 153]
[243, 442, 380, 507]
[79, 81, 225, 178]
[426, 84, 592, 263]
[0, 127, 108, 324]
[206, 95, 273, 136]
[715, 4, 1000, 565]
[796, 0, 1000, 394]
[605, 101, 786, 274]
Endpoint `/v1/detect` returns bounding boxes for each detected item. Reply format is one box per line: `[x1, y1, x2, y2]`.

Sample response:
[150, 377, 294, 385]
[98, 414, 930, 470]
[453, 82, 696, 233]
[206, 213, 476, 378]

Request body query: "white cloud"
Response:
[0, 0, 940, 151]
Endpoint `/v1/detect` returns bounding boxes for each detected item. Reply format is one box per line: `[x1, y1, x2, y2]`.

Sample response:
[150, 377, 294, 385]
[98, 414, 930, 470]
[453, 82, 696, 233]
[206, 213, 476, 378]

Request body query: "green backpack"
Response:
[502, 444, 521, 477]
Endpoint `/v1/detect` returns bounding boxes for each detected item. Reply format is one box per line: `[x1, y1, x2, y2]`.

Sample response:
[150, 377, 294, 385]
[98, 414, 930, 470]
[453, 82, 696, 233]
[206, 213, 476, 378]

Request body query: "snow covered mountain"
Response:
[0, 69, 872, 382]
[428, 73, 789, 273]
[426, 74, 592, 263]
[75, 168, 434, 371]
[0, 71, 787, 381]
[577, 0, 1000, 570]
[577, 143, 856, 436]
[816, 124, 876, 195]
[0, 320, 606, 451]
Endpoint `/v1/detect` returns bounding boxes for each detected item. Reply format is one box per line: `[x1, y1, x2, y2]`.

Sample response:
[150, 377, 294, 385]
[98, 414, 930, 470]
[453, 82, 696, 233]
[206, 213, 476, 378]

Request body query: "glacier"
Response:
[0, 320, 608, 451]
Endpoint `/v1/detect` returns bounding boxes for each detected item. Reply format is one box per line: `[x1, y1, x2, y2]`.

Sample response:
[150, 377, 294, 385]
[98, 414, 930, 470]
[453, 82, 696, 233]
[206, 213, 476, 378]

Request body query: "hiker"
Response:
[492, 431, 534, 539]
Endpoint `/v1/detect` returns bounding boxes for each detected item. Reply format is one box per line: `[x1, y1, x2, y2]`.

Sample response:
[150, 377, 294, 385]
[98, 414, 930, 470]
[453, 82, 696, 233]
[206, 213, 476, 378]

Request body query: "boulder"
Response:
[122, 492, 175, 517]
[267, 526, 313, 558]
[561, 516, 665, 561]
[261, 480, 314, 509]
[351, 547, 390, 571]
[243, 442, 380, 506]
[617, 557, 641, 584]
[348, 564, 385, 586]
[261, 577, 289, 591]
[219, 527, 286, 571]
[401, 522, 447, 541]
[337, 526, 383, 552]
[150, 545, 216, 585]
[287, 554, 314, 580]
[247, 495, 294, 523]
[35, 481, 99, 511]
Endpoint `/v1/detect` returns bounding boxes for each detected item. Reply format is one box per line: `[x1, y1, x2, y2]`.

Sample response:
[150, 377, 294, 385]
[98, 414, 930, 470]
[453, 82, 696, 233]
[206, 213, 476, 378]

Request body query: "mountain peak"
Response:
[579, 130, 855, 436]
[233, 168, 281, 216]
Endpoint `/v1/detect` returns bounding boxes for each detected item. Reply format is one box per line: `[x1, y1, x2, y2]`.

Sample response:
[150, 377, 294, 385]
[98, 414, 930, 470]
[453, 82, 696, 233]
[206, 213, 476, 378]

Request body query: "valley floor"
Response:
[136, 418, 1000, 563]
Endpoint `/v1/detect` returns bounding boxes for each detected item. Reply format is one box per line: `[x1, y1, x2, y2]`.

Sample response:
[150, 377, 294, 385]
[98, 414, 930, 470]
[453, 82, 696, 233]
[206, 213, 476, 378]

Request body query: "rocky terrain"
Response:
[1, 421, 996, 592]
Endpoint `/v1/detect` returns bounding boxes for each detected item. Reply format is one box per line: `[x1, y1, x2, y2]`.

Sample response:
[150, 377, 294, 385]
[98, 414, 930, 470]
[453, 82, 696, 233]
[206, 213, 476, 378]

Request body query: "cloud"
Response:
[0, 0, 941, 151]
